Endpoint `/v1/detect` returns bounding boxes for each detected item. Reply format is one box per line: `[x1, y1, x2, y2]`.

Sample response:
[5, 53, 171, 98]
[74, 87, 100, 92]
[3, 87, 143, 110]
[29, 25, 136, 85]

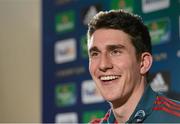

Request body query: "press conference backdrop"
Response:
[42, 0, 180, 123]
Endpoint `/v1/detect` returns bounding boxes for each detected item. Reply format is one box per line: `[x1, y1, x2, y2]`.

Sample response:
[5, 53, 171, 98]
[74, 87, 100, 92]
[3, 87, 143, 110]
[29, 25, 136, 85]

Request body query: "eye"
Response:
[110, 49, 122, 56]
[89, 51, 99, 58]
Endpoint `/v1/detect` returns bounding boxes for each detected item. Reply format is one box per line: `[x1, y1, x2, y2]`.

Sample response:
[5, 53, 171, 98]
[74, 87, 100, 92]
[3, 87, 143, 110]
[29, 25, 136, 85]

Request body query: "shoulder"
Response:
[153, 95, 180, 117]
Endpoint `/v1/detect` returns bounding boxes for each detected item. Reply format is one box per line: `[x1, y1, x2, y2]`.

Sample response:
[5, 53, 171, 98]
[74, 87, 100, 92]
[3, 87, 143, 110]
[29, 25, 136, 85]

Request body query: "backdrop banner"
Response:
[42, 0, 180, 123]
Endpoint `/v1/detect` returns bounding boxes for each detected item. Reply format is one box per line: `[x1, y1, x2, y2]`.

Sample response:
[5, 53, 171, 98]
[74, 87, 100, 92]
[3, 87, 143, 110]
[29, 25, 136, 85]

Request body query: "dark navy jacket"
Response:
[91, 85, 180, 123]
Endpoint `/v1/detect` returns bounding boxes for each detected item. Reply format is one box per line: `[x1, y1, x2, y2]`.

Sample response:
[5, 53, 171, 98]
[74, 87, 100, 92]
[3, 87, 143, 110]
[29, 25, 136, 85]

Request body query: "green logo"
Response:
[55, 10, 75, 33]
[80, 35, 88, 58]
[110, 0, 134, 12]
[146, 18, 170, 45]
[82, 110, 105, 123]
[55, 83, 76, 107]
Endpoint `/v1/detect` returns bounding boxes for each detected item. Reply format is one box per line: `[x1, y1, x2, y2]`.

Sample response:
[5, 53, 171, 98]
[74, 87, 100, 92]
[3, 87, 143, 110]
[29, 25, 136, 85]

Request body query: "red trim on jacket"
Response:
[153, 106, 180, 117]
[103, 112, 110, 121]
[157, 96, 180, 108]
[153, 96, 180, 117]
[90, 118, 101, 124]
[155, 100, 180, 110]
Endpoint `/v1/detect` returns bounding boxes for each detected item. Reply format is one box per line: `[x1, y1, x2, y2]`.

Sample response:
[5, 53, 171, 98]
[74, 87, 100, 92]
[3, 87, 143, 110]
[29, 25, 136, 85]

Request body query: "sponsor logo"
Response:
[149, 71, 170, 92]
[55, 83, 77, 107]
[110, 0, 134, 12]
[142, 0, 170, 13]
[54, 38, 76, 64]
[153, 52, 168, 62]
[55, 65, 86, 78]
[55, 0, 73, 5]
[80, 35, 88, 58]
[55, 112, 78, 123]
[146, 18, 170, 45]
[177, 49, 180, 58]
[82, 110, 105, 123]
[81, 4, 102, 26]
[55, 10, 75, 33]
[81, 80, 104, 104]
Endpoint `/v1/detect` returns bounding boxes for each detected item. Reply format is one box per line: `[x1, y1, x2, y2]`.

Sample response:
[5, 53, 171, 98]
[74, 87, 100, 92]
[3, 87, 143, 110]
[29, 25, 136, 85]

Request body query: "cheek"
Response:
[89, 61, 97, 75]
[89, 63, 93, 75]
[120, 60, 140, 79]
[127, 64, 141, 84]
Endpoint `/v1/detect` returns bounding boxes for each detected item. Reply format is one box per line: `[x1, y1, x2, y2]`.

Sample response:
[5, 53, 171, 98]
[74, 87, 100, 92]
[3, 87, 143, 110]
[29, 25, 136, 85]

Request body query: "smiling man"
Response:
[87, 10, 180, 123]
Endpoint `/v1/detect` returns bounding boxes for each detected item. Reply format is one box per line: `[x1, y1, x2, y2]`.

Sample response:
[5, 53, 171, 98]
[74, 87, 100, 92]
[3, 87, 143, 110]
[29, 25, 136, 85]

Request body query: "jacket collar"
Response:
[102, 85, 158, 123]
[127, 84, 157, 123]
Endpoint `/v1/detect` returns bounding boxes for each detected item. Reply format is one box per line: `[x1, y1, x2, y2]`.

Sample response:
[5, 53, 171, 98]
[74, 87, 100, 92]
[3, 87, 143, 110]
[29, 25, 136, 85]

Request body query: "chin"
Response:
[103, 95, 118, 102]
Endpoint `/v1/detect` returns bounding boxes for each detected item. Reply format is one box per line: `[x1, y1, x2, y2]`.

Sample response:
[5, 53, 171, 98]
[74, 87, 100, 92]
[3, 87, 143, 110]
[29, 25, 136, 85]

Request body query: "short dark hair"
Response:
[87, 9, 152, 60]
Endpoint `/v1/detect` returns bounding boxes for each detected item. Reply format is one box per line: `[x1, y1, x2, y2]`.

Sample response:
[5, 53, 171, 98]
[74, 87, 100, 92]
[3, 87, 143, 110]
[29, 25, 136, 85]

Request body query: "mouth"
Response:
[99, 75, 120, 81]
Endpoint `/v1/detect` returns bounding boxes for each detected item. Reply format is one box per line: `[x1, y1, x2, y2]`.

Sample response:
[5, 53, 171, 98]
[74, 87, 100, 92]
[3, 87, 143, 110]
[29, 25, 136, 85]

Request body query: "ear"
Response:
[140, 52, 153, 75]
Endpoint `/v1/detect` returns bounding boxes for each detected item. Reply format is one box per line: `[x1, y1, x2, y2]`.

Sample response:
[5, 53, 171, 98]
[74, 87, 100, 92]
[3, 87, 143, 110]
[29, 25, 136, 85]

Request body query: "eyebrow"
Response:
[106, 44, 125, 51]
[89, 46, 100, 53]
[89, 44, 125, 53]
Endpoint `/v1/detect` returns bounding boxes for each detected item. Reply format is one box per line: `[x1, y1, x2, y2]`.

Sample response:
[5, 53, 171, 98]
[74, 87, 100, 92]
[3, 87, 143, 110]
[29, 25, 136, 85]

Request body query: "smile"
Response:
[100, 75, 120, 81]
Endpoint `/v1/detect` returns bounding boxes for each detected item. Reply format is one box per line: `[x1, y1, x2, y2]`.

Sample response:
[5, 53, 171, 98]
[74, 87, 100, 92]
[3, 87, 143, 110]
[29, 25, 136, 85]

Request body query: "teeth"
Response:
[100, 75, 119, 81]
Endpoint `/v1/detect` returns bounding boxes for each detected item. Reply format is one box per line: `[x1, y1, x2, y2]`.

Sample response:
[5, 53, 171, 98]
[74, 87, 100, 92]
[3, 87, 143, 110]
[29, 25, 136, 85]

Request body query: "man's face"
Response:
[88, 29, 143, 104]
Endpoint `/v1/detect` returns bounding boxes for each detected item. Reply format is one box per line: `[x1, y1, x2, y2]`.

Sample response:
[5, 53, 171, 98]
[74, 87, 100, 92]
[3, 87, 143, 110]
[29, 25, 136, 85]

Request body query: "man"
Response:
[87, 9, 180, 123]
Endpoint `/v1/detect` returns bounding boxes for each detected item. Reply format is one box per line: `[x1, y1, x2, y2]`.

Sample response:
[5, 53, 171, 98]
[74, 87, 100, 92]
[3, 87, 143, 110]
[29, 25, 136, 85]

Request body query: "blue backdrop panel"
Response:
[42, 0, 180, 123]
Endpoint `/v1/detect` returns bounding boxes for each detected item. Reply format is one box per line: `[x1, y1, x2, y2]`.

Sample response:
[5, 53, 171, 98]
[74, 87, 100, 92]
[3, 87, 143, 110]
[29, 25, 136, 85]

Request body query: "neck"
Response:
[111, 81, 146, 123]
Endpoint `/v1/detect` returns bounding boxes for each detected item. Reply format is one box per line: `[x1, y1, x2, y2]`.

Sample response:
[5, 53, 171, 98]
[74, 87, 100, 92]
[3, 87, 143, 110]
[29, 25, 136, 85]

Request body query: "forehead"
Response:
[88, 29, 133, 50]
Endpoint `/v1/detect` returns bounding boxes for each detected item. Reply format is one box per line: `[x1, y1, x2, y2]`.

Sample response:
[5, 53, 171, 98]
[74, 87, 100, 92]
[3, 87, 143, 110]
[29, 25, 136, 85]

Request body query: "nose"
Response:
[98, 54, 113, 72]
